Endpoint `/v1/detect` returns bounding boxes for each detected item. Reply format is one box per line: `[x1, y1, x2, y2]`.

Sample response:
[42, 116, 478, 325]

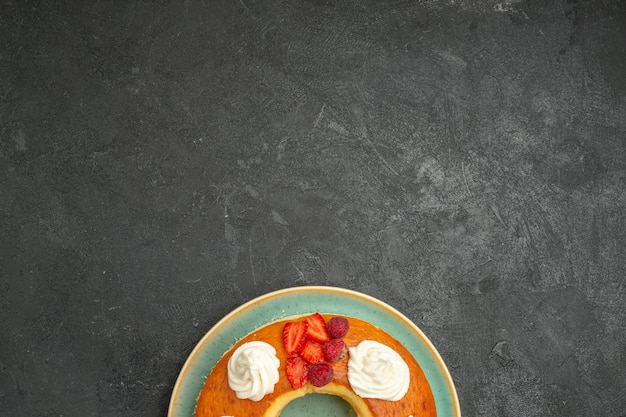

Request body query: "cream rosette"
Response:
[347, 340, 410, 401]
[227, 341, 280, 401]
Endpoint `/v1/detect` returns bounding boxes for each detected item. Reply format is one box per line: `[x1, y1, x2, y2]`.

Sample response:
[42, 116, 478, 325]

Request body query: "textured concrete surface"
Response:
[1, 1, 625, 416]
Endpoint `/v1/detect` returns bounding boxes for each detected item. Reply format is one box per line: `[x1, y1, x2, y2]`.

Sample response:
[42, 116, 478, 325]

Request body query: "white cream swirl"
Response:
[347, 340, 410, 401]
[227, 341, 280, 401]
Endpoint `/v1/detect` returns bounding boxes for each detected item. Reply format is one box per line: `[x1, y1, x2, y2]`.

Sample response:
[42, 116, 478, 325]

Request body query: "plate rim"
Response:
[167, 285, 461, 417]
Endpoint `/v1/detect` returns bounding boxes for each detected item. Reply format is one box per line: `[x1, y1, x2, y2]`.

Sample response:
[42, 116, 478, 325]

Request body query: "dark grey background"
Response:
[1, 0, 625, 416]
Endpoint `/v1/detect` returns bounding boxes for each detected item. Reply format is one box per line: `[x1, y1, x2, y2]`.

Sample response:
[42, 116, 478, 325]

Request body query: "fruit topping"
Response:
[323, 338, 347, 362]
[282, 320, 308, 355]
[309, 362, 334, 387]
[305, 312, 331, 343]
[285, 356, 309, 389]
[299, 339, 325, 364]
[282, 313, 351, 388]
[326, 316, 350, 339]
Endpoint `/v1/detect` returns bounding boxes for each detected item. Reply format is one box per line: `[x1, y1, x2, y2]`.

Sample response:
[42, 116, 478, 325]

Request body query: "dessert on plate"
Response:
[195, 312, 436, 417]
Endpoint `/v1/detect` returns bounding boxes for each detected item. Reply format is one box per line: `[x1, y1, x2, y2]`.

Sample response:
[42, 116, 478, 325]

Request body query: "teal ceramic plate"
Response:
[168, 286, 461, 417]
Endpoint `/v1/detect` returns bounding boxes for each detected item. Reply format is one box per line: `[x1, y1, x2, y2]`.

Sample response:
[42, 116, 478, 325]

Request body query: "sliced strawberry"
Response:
[300, 339, 325, 364]
[283, 320, 308, 355]
[305, 312, 330, 343]
[285, 356, 309, 389]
